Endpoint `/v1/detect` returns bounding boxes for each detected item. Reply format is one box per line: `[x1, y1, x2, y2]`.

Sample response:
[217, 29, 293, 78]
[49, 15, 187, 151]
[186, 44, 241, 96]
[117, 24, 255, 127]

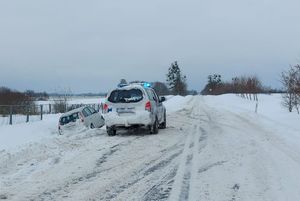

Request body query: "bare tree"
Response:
[53, 87, 72, 113]
[247, 76, 262, 101]
[201, 74, 264, 97]
[296, 66, 300, 113]
[281, 65, 300, 113]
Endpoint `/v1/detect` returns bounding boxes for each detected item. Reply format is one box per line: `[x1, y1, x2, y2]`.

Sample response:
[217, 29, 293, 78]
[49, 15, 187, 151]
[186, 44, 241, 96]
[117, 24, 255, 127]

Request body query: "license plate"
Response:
[117, 107, 135, 113]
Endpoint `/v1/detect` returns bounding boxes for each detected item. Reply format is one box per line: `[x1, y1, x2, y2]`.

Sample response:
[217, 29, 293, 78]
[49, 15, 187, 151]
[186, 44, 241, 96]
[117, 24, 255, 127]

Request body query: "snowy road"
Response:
[1, 96, 300, 201]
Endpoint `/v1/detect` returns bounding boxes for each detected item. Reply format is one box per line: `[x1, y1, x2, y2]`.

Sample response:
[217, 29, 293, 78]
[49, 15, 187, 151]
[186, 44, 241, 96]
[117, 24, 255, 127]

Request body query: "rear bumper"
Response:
[104, 111, 152, 128]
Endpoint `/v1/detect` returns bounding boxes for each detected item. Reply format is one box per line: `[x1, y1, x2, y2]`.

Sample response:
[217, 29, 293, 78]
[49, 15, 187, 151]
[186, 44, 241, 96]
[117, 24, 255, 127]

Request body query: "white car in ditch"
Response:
[103, 83, 167, 136]
[58, 106, 105, 135]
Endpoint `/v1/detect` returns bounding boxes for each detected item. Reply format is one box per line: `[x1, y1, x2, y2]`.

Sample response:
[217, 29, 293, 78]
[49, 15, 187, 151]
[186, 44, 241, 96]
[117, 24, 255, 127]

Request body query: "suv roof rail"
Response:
[117, 83, 128, 88]
[117, 82, 152, 88]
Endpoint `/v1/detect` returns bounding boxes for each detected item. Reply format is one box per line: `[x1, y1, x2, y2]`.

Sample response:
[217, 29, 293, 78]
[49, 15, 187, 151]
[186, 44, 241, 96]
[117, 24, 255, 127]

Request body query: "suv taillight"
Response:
[145, 101, 151, 112]
[103, 104, 108, 113]
[79, 113, 84, 122]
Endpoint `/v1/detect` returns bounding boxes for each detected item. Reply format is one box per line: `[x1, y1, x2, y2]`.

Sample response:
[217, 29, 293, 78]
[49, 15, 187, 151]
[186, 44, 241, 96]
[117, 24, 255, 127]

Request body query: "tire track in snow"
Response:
[168, 125, 199, 201]
[36, 136, 142, 201]
[94, 147, 183, 201]
[142, 166, 178, 201]
[168, 96, 210, 201]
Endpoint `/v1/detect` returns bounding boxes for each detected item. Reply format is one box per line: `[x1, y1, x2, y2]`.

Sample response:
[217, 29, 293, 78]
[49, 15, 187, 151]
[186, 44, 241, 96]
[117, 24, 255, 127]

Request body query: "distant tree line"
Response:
[24, 90, 49, 101]
[0, 87, 37, 115]
[201, 74, 268, 101]
[0, 87, 47, 105]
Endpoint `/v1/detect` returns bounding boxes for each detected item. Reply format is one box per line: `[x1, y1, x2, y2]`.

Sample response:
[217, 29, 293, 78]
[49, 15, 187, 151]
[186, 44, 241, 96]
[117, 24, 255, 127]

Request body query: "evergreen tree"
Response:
[166, 61, 187, 96]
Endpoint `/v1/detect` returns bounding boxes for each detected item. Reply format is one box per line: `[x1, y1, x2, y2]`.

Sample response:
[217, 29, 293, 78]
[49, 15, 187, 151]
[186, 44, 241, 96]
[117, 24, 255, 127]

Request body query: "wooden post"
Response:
[255, 101, 258, 113]
[40, 105, 43, 120]
[9, 105, 13, 125]
[26, 106, 29, 123]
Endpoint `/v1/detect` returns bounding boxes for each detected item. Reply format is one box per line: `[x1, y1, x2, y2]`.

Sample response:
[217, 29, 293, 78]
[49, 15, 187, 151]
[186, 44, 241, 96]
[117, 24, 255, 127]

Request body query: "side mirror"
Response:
[160, 96, 166, 102]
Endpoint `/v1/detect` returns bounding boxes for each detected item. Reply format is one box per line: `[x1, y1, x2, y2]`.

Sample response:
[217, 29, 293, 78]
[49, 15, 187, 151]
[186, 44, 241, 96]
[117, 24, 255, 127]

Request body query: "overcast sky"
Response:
[1, 0, 300, 93]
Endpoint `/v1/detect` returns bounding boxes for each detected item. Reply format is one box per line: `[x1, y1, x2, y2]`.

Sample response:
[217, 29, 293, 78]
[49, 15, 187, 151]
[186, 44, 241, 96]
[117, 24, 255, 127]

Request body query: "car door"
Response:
[82, 107, 93, 127]
[87, 106, 103, 127]
[152, 90, 164, 123]
[146, 89, 160, 122]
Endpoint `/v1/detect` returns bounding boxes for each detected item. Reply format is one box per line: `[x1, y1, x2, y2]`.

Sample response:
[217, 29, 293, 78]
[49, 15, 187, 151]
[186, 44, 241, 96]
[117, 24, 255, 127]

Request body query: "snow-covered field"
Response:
[1, 94, 300, 201]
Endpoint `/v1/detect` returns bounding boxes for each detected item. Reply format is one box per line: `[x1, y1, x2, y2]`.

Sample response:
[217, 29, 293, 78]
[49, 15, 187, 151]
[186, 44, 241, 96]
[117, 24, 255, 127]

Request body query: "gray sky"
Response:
[1, 0, 300, 93]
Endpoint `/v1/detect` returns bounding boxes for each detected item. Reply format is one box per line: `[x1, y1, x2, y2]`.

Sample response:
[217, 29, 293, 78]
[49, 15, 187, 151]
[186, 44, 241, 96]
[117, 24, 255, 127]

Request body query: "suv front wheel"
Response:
[159, 112, 166, 129]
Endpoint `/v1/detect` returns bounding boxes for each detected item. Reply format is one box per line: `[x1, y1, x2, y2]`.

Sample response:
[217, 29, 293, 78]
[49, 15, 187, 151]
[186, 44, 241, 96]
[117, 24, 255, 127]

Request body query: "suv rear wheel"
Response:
[90, 123, 95, 129]
[150, 117, 159, 134]
[107, 126, 116, 136]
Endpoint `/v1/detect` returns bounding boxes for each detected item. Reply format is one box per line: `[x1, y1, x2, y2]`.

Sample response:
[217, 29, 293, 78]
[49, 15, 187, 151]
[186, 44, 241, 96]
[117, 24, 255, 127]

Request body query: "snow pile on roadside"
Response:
[0, 114, 60, 151]
[203, 94, 300, 164]
[203, 94, 300, 130]
[164, 95, 193, 113]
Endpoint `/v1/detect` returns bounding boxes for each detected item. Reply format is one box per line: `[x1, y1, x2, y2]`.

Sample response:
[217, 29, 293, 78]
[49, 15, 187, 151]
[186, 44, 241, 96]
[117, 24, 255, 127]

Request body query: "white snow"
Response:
[163, 95, 193, 113]
[1, 94, 300, 201]
[0, 114, 60, 151]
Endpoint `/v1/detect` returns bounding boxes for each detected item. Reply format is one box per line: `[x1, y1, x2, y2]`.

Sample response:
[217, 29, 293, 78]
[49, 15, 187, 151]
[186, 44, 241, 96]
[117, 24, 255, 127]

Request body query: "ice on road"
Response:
[1, 95, 300, 201]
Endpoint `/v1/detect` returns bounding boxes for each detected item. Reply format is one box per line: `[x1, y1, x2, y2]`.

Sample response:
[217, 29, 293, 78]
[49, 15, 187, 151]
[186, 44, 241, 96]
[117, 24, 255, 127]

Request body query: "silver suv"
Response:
[103, 83, 166, 135]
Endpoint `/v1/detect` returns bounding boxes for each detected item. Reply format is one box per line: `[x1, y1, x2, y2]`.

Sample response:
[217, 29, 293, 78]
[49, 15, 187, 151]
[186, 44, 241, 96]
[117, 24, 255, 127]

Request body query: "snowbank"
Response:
[0, 114, 60, 151]
[203, 94, 300, 159]
[203, 94, 300, 130]
[164, 95, 193, 113]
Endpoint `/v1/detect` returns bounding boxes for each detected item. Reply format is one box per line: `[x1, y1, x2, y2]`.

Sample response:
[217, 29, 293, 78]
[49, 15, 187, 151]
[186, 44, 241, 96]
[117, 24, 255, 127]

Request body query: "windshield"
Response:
[108, 89, 143, 103]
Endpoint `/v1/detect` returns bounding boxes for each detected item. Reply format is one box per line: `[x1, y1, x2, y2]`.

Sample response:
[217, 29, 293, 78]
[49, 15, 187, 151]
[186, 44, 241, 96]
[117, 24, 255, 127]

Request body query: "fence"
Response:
[0, 103, 101, 126]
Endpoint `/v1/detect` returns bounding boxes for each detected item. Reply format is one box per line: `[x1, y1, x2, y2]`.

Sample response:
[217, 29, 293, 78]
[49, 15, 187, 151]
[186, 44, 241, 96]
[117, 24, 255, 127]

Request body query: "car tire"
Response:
[159, 112, 167, 129]
[150, 117, 159, 134]
[107, 126, 116, 136]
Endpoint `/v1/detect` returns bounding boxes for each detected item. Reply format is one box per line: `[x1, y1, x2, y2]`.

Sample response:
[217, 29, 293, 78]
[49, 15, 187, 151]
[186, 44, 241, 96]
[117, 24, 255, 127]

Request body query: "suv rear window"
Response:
[108, 89, 143, 103]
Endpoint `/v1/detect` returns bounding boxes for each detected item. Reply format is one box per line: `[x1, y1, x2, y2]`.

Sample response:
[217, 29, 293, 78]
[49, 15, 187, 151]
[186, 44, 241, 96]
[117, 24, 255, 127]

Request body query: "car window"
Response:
[108, 89, 143, 103]
[151, 89, 159, 102]
[82, 108, 92, 117]
[60, 117, 68, 125]
[146, 89, 157, 102]
[71, 113, 79, 121]
[60, 112, 79, 125]
[87, 107, 97, 114]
